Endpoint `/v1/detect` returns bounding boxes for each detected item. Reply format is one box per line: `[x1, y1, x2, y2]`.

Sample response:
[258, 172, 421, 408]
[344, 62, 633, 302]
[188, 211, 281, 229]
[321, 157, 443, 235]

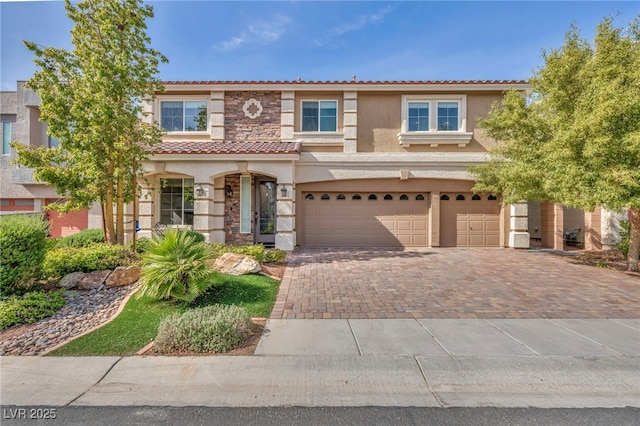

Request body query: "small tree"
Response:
[471, 16, 640, 271]
[13, 0, 167, 245]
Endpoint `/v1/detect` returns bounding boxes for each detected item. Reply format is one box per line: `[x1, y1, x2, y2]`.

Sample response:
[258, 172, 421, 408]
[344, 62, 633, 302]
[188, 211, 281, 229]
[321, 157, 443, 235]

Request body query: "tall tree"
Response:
[471, 16, 640, 271]
[13, 0, 167, 245]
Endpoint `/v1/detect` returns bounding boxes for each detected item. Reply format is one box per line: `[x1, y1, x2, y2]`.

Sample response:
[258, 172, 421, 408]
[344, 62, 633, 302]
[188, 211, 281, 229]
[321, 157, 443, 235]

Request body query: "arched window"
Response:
[384, 194, 393, 200]
[320, 194, 330, 200]
[337, 193, 346, 200]
[472, 194, 481, 200]
[352, 194, 362, 200]
[305, 193, 314, 200]
[488, 195, 497, 200]
[440, 194, 450, 201]
[399, 194, 409, 200]
[368, 194, 377, 200]
[416, 194, 425, 201]
[456, 194, 465, 200]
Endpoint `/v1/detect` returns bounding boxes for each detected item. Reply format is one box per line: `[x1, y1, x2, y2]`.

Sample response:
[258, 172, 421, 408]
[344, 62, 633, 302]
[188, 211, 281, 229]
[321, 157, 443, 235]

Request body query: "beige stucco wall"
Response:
[356, 91, 503, 153]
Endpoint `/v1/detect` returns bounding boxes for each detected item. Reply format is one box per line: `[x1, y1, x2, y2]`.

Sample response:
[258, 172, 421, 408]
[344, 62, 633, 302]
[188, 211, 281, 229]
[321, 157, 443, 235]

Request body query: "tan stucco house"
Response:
[1, 79, 624, 250]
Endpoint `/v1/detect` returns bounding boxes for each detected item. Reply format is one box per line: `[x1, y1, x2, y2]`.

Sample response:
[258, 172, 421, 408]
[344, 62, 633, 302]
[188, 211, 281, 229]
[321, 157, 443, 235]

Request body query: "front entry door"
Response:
[255, 178, 276, 246]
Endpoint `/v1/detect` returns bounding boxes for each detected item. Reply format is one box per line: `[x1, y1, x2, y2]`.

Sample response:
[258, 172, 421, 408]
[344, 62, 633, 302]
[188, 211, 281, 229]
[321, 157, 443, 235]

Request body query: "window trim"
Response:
[300, 100, 338, 133]
[158, 177, 194, 226]
[158, 97, 209, 134]
[398, 94, 472, 147]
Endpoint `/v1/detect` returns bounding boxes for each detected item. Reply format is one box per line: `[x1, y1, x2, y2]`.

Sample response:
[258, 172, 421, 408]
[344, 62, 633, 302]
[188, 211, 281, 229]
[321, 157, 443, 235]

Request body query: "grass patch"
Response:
[47, 273, 280, 356]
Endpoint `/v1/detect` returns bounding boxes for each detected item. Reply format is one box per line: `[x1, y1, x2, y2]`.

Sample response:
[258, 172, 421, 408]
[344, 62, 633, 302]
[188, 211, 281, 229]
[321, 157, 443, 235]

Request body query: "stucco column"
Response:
[552, 203, 565, 250]
[137, 182, 155, 239]
[429, 192, 440, 247]
[276, 183, 295, 251]
[508, 203, 530, 249]
[210, 177, 226, 244]
[343, 91, 358, 153]
[193, 181, 216, 243]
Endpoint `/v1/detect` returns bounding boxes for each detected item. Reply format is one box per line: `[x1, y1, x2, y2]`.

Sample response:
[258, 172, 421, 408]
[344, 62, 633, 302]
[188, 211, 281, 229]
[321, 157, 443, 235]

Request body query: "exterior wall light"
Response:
[196, 184, 205, 197]
[280, 184, 288, 198]
[225, 185, 233, 198]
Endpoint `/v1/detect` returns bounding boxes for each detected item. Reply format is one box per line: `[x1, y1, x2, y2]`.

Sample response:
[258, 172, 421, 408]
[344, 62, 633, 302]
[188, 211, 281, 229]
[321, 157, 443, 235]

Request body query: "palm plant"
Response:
[136, 228, 218, 302]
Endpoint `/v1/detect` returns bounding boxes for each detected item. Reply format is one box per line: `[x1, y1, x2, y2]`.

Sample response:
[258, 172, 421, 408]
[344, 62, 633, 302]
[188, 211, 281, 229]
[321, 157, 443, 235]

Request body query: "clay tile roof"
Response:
[161, 79, 527, 85]
[156, 141, 302, 155]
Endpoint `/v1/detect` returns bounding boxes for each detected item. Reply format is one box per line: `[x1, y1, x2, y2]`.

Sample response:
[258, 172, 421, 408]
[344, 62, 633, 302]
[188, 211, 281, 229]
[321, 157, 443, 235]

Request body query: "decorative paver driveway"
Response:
[270, 248, 639, 319]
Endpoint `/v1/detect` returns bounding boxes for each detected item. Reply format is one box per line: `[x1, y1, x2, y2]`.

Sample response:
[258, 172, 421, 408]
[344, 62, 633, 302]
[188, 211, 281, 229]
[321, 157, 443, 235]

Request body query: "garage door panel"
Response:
[301, 192, 428, 247]
[440, 193, 501, 247]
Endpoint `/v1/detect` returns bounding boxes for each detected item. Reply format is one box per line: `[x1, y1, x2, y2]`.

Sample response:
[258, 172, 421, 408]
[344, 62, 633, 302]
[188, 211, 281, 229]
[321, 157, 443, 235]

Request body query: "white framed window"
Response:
[399, 95, 472, 147]
[160, 100, 208, 132]
[159, 178, 194, 226]
[301, 100, 337, 132]
[240, 175, 252, 233]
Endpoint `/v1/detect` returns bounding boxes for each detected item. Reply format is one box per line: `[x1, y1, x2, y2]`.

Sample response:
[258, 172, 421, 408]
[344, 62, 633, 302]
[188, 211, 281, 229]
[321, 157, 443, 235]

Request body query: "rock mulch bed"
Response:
[0, 285, 134, 356]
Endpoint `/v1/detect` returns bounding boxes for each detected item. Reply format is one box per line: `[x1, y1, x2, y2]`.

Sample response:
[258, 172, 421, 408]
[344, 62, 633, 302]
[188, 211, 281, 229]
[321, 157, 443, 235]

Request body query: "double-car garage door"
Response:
[300, 190, 500, 248]
[302, 192, 428, 247]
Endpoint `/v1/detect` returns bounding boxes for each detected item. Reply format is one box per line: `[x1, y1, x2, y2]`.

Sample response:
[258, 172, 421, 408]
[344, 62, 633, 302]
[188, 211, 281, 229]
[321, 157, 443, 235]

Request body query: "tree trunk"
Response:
[104, 184, 116, 245]
[627, 207, 640, 272]
[116, 174, 125, 245]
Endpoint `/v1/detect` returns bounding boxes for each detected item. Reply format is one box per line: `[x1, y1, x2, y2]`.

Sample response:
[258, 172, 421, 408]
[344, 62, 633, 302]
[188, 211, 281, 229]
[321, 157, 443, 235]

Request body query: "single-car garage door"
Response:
[440, 193, 500, 247]
[301, 192, 428, 247]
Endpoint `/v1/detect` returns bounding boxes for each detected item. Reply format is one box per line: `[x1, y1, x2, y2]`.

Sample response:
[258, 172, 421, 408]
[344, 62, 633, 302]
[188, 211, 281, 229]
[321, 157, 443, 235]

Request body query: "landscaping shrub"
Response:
[154, 304, 251, 353]
[210, 243, 265, 263]
[55, 228, 105, 248]
[185, 230, 205, 243]
[42, 243, 136, 280]
[136, 228, 219, 302]
[0, 290, 66, 330]
[264, 248, 287, 263]
[0, 214, 49, 296]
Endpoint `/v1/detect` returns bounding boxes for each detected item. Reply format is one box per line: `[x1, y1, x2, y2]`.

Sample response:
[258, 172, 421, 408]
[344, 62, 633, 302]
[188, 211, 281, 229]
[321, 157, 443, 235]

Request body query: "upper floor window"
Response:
[2, 122, 11, 155]
[301, 100, 337, 132]
[161, 101, 207, 132]
[398, 94, 471, 147]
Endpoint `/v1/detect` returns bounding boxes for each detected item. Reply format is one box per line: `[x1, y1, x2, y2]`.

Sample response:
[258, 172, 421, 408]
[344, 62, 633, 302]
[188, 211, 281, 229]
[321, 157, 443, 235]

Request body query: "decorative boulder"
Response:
[58, 271, 87, 290]
[77, 270, 111, 290]
[106, 266, 141, 287]
[212, 253, 261, 276]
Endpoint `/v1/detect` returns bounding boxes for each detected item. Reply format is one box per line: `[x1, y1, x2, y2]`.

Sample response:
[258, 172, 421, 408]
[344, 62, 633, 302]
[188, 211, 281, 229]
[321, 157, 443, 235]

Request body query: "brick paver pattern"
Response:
[271, 248, 640, 319]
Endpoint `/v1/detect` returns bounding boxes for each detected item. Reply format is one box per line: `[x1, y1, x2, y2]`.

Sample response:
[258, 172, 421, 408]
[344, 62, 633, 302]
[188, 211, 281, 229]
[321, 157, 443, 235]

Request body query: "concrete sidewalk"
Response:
[1, 319, 639, 408]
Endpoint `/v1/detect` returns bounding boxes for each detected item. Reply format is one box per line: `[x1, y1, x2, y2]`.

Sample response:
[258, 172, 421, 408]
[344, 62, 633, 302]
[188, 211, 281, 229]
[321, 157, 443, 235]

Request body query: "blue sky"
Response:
[1, 1, 638, 90]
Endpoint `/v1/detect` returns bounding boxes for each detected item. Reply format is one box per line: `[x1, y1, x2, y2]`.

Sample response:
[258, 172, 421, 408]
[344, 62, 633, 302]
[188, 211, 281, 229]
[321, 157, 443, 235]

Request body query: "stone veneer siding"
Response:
[224, 174, 254, 245]
[224, 91, 281, 141]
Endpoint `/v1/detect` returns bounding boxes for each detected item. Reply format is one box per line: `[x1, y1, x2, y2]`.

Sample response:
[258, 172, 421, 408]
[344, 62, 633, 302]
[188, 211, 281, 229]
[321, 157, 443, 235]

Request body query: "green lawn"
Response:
[48, 273, 280, 356]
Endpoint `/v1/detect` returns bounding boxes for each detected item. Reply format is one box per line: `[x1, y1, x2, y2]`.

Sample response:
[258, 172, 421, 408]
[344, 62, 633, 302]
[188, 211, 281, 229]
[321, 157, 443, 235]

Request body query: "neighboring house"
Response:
[0, 81, 102, 237]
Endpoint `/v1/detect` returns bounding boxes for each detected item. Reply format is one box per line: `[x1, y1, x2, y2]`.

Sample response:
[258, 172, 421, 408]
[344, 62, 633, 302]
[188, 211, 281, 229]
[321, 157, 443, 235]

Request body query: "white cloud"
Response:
[215, 14, 291, 51]
[331, 4, 394, 37]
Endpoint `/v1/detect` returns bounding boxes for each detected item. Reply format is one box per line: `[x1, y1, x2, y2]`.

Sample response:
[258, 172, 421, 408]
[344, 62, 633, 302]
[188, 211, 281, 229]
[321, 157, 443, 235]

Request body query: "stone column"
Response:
[193, 181, 216, 243]
[509, 203, 530, 248]
[429, 192, 440, 247]
[343, 91, 357, 153]
[276, 183, 295, 251]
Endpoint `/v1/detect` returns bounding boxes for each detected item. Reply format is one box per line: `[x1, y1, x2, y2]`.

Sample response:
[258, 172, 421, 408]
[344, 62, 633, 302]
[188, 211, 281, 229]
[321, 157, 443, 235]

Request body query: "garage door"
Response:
[440, 193, 500, 247]
[301, 192, 428, 247]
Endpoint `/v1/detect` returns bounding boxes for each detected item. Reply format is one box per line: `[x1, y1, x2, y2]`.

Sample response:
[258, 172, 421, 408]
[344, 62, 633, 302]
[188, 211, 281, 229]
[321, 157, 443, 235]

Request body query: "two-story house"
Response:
[134, 79, 533, 251]
[3, 79, 622, 251]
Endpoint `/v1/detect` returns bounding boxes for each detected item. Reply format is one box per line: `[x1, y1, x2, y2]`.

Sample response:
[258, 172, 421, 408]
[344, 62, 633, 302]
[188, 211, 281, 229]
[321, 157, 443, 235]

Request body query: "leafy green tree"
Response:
[471, 16, 640, 271]
[12, 0, 167, 245]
